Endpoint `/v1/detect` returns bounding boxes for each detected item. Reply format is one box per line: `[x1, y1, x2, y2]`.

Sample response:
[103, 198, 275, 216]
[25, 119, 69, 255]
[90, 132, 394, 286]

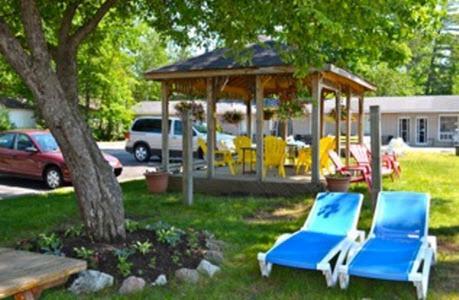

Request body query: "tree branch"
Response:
[20, 0, 51, 65]
[58, 1, 81, 44]
[70, 0, 118, 47]
[0, 17, 35, 85]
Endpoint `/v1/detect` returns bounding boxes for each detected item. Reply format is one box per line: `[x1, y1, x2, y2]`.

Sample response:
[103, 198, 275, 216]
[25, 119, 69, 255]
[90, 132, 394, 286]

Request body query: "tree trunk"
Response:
[36, 76, 126, 242]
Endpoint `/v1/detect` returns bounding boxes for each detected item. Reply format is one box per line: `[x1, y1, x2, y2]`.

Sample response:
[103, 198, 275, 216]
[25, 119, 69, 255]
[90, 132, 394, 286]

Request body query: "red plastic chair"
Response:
[363, 144, 401, 178]
[349, 144, 395, 180]
[328, 150, 372, 190]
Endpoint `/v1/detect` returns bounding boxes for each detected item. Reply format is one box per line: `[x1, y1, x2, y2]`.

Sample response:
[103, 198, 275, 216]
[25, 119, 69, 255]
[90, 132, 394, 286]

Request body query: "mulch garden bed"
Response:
[15, 220, 208, 284]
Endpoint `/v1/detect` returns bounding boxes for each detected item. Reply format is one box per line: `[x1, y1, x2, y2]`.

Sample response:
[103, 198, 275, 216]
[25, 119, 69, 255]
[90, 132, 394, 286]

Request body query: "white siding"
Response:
[9, 109, 36, 128]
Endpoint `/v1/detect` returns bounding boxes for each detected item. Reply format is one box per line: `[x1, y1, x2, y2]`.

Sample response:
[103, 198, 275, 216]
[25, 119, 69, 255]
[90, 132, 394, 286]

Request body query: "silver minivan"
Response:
[125, 116, 235, 162]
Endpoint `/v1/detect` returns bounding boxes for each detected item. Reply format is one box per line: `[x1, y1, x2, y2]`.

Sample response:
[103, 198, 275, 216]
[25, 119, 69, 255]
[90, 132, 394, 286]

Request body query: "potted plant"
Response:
[263, 109, 275, 120]
[325, 172, 351, 192]
[222, 110, 244, 124]
[144, 168, 169, 193]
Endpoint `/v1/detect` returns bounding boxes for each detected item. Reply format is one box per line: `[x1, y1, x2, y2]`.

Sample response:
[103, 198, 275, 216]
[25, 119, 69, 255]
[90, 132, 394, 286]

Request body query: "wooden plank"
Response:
[345, 89, 351, 166]
[255, 75, 264, 181]
[0, 248, 86, 298]
[161, 82, 170, 172]
[358, 95, 364, 144]
[182, 111, 193, 205]
[168, 174, 325, 197]
[145, 66, 295, 80]
[206, 78, 215, 178]
[370, 105, 382, 208]
[335, 91, 341, 154]
[311, 73, 322, 184]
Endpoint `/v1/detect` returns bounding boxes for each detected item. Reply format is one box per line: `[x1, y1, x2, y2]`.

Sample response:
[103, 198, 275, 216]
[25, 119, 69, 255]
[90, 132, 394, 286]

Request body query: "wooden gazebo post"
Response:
[345, 88, 352, 166]
[246, 100, 252, 138]
[335, 91, 341, 154]
[319, 91, 325, 138]
[358, 95, 365, 144]
[161, 81, 170, 172]
[311, 73, 322, 184]
[255, 75, 264, 181]
[206, 78, 216, 178]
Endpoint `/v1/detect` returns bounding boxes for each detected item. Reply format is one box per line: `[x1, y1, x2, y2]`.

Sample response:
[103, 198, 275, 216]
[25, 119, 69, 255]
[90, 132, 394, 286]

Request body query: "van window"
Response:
[16, 134, 34, 151]
[174, 120, 182, 135]
[132, 119, 170, 133]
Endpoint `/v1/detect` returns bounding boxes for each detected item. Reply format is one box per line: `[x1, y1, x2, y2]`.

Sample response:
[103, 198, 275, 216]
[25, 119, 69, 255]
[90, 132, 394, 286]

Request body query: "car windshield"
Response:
[32, 133, 59, 152]
[193, 123, 208, 134]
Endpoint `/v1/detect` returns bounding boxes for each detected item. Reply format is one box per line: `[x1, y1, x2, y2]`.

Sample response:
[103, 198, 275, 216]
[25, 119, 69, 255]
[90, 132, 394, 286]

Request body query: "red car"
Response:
[0, 130, 122, 189]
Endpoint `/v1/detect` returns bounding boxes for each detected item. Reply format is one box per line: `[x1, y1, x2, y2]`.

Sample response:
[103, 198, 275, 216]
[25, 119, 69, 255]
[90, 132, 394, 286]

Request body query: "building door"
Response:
[398, 118, 410, 143]
[416, 117, 428, 145]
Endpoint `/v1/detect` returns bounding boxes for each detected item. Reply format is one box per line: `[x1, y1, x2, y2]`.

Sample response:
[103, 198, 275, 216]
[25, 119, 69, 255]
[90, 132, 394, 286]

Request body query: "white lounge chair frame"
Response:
[338, 193, 437, 299]
[258, 193, 365, 287]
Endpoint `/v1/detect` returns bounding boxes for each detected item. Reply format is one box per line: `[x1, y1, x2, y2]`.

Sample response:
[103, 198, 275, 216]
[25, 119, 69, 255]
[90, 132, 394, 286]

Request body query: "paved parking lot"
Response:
[0, 141, 160, 200]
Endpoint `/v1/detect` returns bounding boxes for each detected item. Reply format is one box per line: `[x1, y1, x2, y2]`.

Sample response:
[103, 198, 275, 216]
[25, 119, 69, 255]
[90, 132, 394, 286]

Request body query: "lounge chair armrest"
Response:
[427, 235, 437, 264]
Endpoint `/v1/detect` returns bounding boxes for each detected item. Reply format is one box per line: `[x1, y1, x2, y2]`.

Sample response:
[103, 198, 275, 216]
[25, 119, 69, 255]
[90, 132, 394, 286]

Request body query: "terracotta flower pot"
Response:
[325, 174, 351, 192]
[145, 171, 169, 193]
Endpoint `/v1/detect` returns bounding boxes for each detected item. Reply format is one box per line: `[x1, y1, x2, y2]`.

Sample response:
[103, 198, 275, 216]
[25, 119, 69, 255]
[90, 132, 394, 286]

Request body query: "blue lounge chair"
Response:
[338, 192, 437, 299]
[257, 192, 364, 287]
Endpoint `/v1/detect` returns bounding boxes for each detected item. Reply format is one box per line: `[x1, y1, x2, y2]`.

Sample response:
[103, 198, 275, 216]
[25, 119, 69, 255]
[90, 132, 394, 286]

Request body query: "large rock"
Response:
[118, 276, 146, 294]
[68, 270, 114, 295]
[204, 250, 224, 265]
[152, 274, 167, 286]
[175, 268, 200, 284]
[205, 238, 225, 252]
[197, 259, 221, 277]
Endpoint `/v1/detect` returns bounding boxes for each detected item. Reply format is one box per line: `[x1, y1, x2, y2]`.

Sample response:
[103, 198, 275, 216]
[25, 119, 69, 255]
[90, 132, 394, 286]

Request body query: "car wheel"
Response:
[44, 166, 63, 189]
[134, 144, 151, 162]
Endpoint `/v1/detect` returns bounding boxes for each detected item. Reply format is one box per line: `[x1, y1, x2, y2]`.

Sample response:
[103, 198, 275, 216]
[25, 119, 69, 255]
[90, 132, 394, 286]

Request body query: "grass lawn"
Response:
[0, 152, 458, 299]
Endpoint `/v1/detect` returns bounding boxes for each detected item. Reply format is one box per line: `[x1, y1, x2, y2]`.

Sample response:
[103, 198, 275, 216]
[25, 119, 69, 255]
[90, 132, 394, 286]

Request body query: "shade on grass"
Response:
[0, 152, 457, 299]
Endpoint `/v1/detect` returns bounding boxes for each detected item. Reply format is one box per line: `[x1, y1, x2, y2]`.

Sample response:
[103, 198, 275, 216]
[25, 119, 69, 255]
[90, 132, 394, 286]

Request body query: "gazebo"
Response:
[145, 41, 376, 195]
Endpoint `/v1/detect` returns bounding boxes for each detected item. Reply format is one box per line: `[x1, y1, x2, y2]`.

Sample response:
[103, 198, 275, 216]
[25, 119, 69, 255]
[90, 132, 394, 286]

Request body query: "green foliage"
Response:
[64, 224, 84, 238]
[156, 227, 184, 247]
[171, 250, 181, 266]
[148, 256, 157, 269]
[0, 106, 14, 131]
[37, 233, 62, 255]
[125, 219, 141, 233]
[114, 248, 134, 277]
[132, 240, 153, 255]
[73, 246, 94, 260]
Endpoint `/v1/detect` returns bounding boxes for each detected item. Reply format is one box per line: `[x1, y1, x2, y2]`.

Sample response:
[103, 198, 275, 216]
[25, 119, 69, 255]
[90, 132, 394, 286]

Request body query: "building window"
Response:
[416, 117, 428, 145]
[439, 115, 458, 141]
[398, 118, 410, 143]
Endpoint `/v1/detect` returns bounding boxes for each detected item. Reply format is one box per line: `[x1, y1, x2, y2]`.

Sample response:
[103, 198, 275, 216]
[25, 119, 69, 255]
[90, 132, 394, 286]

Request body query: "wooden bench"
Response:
[0, 248, 86, 300]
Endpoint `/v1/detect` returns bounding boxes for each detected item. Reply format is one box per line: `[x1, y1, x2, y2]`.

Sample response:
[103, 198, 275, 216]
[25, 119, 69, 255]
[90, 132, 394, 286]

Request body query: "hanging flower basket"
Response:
[222, 110, 244, 124]
[263, 109, 275, 120]
[174, 101, 205, 121]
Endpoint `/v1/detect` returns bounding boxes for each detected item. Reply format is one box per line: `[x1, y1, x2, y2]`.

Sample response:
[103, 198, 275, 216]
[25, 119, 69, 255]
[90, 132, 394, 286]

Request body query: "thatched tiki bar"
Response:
[145, 41, 376, 196]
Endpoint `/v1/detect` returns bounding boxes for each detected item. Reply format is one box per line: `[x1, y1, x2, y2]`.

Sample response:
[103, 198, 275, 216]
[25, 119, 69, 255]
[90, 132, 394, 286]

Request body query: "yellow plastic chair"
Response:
[197, 138, 235, 175]
[234, 136, 255, 171]
[295, 136, 335, 174]
[264, 136, 286, 178]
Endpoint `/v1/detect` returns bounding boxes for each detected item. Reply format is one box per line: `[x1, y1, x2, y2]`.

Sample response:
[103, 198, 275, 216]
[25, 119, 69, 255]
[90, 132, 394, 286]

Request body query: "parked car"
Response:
[125, 116, 236, 162]
[0, 130, 123, 189]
